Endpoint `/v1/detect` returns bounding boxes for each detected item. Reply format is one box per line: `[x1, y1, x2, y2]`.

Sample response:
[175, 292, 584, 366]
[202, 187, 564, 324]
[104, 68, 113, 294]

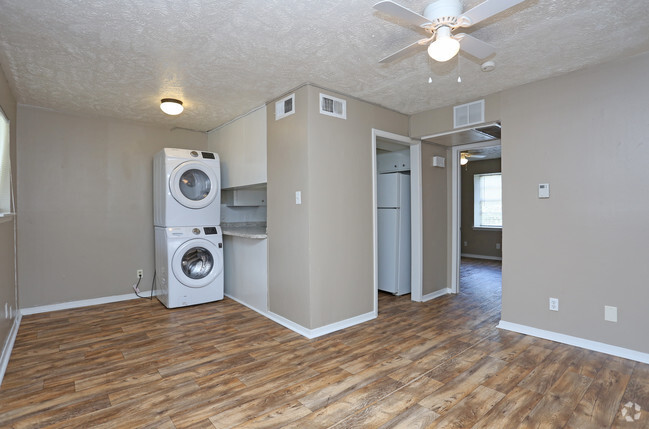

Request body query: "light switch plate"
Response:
[295, 191, 302, 205]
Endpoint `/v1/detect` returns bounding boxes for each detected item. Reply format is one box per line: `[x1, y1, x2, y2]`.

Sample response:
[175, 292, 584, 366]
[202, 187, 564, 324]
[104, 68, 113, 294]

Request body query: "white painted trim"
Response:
[371, 129, 422, 307]
[421, 288, 452, 302]
[451, 139, 502, 294]
[266, 310, 377, 340]
[0, 313, 21, 386]
[461, 253, 502, 261]
[226, 293, 376, 340]
[498, 320, 649, 364]
[20, 292, 152, 315]
[224, 293, 267, 317]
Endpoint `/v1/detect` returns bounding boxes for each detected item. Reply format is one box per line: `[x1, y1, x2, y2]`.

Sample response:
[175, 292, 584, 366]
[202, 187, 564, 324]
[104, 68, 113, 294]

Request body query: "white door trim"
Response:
[450, 139, 501, 293]
[371, 129, 422, 317]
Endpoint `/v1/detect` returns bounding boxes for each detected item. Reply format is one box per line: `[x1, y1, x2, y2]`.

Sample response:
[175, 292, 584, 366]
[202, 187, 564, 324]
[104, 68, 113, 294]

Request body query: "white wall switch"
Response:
[432, 156, 445, 168]
[538, 183, 550, 198]
[549, 297, 559, 311]
[604, 305, 618, 322]
[295, 191, 302, 205]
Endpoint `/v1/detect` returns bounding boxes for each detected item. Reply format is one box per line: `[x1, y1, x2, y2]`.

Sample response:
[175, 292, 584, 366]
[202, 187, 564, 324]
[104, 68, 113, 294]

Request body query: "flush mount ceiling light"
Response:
[160, 98, 184, 115]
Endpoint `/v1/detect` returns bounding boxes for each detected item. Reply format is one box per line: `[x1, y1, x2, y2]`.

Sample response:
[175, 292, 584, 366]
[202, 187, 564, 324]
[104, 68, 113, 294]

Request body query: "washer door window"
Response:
[170, 161, 219, 209]
[172, 238, 223, 288]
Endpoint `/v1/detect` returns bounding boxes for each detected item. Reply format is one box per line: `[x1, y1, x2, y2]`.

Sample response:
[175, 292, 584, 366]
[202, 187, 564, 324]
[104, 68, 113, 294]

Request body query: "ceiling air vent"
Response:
[454, 99, 485, 128]
[319, 93, 346, 119]
[275, 93, 295, 120]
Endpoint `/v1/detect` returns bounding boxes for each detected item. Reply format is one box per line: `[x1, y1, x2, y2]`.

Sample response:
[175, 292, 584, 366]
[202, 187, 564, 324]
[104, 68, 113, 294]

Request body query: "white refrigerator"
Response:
[377, 172, 411, 295]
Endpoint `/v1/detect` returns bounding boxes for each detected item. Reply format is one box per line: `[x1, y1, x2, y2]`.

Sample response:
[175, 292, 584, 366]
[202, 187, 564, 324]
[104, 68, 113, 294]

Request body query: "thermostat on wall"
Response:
[538, 183, 550, 198]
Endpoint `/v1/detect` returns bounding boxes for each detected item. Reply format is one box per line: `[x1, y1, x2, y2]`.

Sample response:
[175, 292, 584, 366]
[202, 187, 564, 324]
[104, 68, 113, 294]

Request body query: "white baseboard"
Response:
[20, 291, 153, 315]
[266, 310, 377, 339]
[461, 253, 502, 261]
[0, 313, 22, 387]
[225, 293, 377, 340]
[498, 320, 649, 364]
[224, 293, 267, 318]
[421, 288, 452, 302]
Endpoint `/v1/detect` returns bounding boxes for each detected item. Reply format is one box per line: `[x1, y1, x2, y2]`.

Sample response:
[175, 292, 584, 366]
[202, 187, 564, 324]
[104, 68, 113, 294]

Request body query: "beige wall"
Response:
[421, 143, 449, 295]
[500, 52, 649, 353]
[267, 85, 408, 329]
[266, 87, 311, 327]
[0, 65, 17, 350]
[461, 158, 502, 258]
[410, 93, 501, 139]
[410, 52, 649, 355]
[16, 106, 207, 308]
[306, 86, 408, 327]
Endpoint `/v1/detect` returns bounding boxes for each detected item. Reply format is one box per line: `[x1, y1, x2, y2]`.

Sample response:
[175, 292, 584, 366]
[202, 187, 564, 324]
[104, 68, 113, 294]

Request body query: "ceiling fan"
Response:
[460, 151, 487, 165]
[374, 0, 525, 63]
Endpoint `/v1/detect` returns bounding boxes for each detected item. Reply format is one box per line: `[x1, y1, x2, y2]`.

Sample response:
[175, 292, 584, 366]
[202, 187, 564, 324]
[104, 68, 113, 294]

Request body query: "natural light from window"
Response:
[0, 109, 11, 215]
[474, 173, 502, 228]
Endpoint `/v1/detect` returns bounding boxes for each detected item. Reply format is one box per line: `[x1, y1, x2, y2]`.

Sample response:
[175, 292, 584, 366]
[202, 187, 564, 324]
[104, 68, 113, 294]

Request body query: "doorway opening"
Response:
[371, 129, 422, 317]
[422, 123, 502, 301]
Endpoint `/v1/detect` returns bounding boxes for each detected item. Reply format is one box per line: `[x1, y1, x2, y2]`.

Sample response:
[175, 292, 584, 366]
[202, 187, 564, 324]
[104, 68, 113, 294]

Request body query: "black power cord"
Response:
[133, 271, 156, 300]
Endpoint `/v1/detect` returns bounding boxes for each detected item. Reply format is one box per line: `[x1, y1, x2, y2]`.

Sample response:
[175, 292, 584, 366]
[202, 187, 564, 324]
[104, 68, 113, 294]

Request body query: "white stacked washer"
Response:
[153, 148, 224, 308]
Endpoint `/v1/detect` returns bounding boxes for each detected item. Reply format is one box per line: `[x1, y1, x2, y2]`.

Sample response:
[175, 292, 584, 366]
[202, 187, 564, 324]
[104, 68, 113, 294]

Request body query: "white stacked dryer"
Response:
[153, 148, 224, 308]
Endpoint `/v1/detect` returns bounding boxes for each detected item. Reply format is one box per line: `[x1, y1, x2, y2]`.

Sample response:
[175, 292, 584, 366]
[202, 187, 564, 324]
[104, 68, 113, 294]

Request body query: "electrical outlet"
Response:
[137, 269, 143, 278]
[549, 297, 559, 311]
[496, 243, 501, 250]
[463, 241, 468, 247]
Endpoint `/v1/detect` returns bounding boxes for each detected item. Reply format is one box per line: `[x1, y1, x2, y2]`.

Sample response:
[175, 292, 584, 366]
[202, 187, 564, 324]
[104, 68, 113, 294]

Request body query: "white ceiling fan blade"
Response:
[379, 40, 426, 63]
[455, 34, 496, 59]
[459, 0, 525, 27]
[374, 1, 432, 27]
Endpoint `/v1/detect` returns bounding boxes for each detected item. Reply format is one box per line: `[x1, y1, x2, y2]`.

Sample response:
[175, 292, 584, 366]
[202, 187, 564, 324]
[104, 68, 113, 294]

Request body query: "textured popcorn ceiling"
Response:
[0, 0, 648, 131]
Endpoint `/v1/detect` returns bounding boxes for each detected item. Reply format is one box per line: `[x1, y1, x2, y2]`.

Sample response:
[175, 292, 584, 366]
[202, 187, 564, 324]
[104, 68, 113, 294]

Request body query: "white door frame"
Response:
[450, 139, 501, 293]
[371, 129, 422, 318]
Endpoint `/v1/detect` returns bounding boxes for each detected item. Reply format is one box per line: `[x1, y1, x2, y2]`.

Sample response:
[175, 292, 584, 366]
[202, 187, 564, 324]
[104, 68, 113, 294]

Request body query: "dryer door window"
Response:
[181, 247, 214, 280]
[170, 161, 219, 209]
[172, 238, 223, 288]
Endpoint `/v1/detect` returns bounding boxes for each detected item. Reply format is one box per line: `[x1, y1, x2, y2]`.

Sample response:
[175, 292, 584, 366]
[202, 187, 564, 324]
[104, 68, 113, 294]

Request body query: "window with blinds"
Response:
[0, 109, 11, 215]
[473, 173, 502, 228]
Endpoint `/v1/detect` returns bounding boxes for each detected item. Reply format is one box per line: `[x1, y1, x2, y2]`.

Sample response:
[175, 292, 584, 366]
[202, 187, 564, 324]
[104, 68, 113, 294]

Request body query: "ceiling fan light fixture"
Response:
[160, 98, 184, 115]
[428, 26, 460, 62]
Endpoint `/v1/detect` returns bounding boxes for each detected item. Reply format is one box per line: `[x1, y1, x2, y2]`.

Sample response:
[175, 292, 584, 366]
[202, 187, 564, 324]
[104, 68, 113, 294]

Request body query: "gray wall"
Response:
[16, 106, 207, 308]
[410, 51, 649, 354]
[267, 85, 408, 329]
[306, 85, 408, 327]
[267, 87, 311, 327]
[461, 158, 502, 258]
[0, 65, 17, 350]
[500, 52, 649, 354]
[421, 142, 449, 295]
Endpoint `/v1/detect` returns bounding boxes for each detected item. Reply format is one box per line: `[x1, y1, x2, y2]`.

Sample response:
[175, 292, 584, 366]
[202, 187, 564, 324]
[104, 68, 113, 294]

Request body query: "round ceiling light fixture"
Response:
[427, 26, 460, 62]
[460, 153, 468, 165]
[160, 98, 184, 115]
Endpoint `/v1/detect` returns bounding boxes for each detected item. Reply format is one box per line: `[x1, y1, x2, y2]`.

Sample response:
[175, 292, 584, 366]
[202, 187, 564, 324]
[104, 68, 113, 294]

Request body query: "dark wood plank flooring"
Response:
[1, 258, 647, 428]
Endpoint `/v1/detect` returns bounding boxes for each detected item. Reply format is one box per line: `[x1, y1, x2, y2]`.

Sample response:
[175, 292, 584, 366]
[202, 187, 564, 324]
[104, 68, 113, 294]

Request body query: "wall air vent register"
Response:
[454, 99, 485, 128]
[275, 93, 295, 120]
[319, 93, 346, 119]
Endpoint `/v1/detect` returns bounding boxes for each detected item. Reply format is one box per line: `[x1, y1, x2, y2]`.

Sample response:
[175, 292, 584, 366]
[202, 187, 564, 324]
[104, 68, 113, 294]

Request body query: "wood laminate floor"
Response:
[1, 258, 648, 428]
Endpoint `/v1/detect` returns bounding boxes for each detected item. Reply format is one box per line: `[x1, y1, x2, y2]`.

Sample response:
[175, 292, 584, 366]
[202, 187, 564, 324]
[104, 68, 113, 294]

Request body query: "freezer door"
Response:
[377, 208, 399, 294]
[377, 173, 400, 208]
